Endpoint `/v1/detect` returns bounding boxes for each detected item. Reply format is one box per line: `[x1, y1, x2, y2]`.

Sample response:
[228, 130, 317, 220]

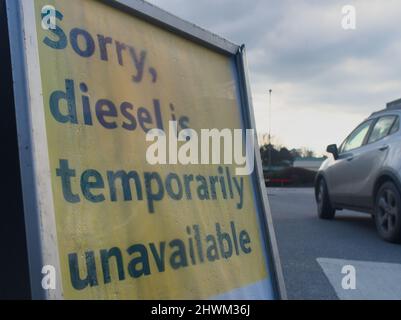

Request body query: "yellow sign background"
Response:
[34, 0, 269, 299]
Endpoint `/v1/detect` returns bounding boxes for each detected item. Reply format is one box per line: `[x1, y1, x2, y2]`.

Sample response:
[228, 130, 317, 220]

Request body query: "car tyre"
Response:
[374, 182, 401, 243]
[317, 179, 335, 220]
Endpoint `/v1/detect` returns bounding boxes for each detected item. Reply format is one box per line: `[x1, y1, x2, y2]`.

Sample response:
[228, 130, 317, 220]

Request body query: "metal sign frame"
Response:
[6, 0, 286, 300]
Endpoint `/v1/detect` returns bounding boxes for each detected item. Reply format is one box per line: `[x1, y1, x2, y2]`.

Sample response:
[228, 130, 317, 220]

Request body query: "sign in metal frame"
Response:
[6, 0, 286, 300]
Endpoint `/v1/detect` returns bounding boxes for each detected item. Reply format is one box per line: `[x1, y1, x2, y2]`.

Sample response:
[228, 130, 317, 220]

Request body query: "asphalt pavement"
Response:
[268, 187, 401, 300]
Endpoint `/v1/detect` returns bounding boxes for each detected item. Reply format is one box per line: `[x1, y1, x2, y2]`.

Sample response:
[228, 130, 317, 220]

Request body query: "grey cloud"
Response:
[148, 0, 401, 150]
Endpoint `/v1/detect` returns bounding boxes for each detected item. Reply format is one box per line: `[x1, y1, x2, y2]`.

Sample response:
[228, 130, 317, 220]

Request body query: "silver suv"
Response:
[315, 99, 401, 243]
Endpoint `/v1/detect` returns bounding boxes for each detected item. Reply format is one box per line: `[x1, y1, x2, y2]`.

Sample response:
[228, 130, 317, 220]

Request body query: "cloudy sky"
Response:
[148, 0, 401, 155]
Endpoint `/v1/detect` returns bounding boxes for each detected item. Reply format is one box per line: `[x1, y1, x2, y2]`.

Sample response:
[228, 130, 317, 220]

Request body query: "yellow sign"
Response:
[33, 0, 270, 299]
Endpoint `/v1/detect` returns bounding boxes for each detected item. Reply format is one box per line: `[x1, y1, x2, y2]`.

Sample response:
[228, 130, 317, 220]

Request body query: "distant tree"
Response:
[260, 144, 294, 167]
[294, 147, 315, 158]
[260, 141, 321, 169]
[279, 147, 292, 163]
[304, 149, 315, 158]
[290, 148, 301, 159]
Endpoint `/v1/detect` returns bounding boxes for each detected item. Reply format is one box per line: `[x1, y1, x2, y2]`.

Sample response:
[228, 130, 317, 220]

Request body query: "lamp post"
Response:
[268, 89, 272, 168]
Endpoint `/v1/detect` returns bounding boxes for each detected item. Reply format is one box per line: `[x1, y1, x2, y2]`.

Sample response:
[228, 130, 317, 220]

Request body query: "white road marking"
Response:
[317, 257, 401, 300]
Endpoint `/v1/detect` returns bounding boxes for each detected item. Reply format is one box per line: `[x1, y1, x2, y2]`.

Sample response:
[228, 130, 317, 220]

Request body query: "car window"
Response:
[389, 116, 400, 135]
[341, 120, 373, 153]
[367, 116, 397, 144]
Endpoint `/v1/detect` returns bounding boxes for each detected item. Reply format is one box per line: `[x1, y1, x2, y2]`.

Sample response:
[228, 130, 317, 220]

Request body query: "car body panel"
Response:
[316, 110, 401, 214]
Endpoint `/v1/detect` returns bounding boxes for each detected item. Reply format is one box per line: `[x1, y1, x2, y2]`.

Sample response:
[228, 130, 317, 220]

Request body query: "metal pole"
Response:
[268, 89, 272, 168]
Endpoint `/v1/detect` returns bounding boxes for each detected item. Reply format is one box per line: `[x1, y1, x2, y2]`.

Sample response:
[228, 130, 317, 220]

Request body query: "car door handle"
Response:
[347, 156, 354, 161]
[379, 145, 389, 151]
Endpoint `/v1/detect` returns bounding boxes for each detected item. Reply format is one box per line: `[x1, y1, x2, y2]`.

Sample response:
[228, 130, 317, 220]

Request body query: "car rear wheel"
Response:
[374, 182, 401, 243]
[317, 179, 335, 220]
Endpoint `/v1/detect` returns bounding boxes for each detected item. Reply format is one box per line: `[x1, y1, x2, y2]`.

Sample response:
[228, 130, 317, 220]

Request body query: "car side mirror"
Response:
[326, 144, 339, 160]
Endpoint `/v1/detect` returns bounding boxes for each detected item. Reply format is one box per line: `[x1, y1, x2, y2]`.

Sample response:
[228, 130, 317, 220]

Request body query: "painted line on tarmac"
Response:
[317, 257, 401, 300]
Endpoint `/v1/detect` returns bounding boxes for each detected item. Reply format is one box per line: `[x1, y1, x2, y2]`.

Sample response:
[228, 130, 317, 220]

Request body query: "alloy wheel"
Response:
[377, 189, 398, 234]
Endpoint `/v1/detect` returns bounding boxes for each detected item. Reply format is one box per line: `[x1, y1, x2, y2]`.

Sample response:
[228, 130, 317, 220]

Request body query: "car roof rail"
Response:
[370, 109, 386, 117]
[386, 98, 401, 110]
[370, 98, 401, 117]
